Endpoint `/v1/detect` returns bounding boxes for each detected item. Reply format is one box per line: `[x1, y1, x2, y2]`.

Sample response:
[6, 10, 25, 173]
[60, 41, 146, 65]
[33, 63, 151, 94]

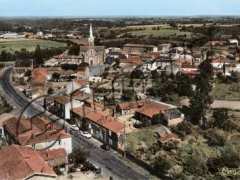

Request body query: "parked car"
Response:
[71, 125, 79, 131]
[101, 144, 110, 151]
[79, 131, 92, 139]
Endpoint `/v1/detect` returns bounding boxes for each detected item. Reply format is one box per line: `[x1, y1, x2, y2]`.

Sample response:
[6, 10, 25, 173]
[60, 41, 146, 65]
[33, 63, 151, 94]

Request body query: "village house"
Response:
[66, 79, 89, 95]
[4, 116, 72, 154]
[119, 54, 143, 66]
[180, 63, 199, 78]
[12, 59, 33, 83]
[0, 145, 57, 180]
[31, 68, 49, 99]
[228, 39, 239, 47]
[116, 100, 145, 116]
[0, 113, 16, 139]
[134, 99, 184, 127]
[71, 107, 124, 150]
[51, 95, 83, 120]
[123, 44, 158, 55]
[158, 43, 172, 53]
[39, 148, 68, 169]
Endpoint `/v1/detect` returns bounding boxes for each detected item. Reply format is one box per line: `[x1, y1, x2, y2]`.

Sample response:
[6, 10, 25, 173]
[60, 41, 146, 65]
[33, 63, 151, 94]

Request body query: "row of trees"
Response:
[0, 45, 66, 66]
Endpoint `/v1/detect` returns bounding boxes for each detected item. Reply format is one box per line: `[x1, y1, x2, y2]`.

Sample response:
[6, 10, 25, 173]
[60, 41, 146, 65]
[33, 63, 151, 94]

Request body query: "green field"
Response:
[212, 82, 240, 100]
[118, 25, 193, 38]
[0, 39, 67, 53]
[131, 28, 192, 38]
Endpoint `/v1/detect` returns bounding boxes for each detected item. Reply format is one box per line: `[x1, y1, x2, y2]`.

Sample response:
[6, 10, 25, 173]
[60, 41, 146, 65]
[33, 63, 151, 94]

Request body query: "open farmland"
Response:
[114, 24, 193, 39]
[130, 27, 192, 38]
[0, 39, 67, 53]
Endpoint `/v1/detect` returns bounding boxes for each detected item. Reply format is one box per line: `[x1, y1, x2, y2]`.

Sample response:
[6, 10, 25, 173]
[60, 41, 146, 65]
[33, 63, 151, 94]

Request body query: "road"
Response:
[181, 98, 240, 110]
[0, 67, 149, 180]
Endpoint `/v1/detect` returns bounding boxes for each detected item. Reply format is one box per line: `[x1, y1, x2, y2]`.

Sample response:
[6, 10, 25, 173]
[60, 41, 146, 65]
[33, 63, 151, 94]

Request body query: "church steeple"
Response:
[88, 24, 95, 47]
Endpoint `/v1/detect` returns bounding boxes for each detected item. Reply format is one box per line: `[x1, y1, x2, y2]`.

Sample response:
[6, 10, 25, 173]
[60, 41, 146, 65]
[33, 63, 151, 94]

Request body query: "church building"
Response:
[80, 24, 105, 66]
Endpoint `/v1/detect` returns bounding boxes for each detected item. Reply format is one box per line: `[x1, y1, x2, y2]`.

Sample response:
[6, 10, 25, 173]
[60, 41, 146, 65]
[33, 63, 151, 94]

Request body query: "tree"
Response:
[151, 157, 172, 177]
[51, 72, 61, 81]
[68, 148, 89, 166]
[131, 69, 144, 79]
[34, 45, 43, 67]
[176, 73, 193, 97]
[212, 108, 229, 129]
[47, 87, 54, 95]
[68, 44, 80, 56]
[189, 56, 213, 128]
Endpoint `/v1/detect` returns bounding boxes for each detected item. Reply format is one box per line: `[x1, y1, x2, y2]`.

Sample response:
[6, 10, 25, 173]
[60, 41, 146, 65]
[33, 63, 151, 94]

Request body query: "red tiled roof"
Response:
[0, 145, 56, 180]
[4, 117, 70, 146]
[39, 148, 67, 162]
[121, 55, 143, 65]
[135, 100, 173, 118]
[54, 96, 71, 104]
[32, 68, 48, 85]
[74, 79, 88, 86]
[117, 100, 145, 111]
[72, 107, 124, 134]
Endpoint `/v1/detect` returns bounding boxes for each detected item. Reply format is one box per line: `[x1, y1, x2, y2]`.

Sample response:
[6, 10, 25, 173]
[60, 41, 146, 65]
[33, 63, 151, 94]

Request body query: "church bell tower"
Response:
[88, 24, 95, 47]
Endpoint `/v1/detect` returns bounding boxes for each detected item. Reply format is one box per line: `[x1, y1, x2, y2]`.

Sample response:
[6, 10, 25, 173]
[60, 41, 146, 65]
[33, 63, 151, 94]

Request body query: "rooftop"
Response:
[54, 96, 71, 104]
[4, 116, 70, 146]
[0, 145, 56, 180]
[135, 100, 176, 118]
[117, 100, 145, 111]
[72, 107, 124, 134]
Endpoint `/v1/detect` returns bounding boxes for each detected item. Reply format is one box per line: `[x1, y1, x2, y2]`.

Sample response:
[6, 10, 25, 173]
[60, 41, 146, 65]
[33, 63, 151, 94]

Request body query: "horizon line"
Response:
[1, 14, 240, 19]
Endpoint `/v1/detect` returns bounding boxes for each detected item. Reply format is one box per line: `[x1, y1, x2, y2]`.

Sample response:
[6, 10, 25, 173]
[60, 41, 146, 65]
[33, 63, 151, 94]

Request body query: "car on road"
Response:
[79, 131, 92, 139]
[71, 125, 79, 131]
[101, 144, 110, 151]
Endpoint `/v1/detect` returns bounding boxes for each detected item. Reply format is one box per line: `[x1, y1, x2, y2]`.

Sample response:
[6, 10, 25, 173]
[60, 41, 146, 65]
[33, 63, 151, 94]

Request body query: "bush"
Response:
[171, 121, 193, 138]
[203, 129, 226, 146]
[212, 108, 229, 129]
[151, 157, 172, 178]
[68, 148, 89, 166]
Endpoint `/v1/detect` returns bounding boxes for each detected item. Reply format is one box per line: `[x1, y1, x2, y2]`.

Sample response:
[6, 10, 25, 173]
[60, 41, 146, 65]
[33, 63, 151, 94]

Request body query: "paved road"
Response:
[0, 67, 149, 180]
[181, 99, 240, 110]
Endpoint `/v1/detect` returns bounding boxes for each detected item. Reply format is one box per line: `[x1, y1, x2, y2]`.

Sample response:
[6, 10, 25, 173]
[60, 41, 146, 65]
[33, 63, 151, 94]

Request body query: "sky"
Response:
[1, 0, 240, 17]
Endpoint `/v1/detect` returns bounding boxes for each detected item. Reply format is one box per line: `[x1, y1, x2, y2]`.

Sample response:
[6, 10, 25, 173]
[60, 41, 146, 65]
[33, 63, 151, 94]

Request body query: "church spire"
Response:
[88, 24, 94, 47]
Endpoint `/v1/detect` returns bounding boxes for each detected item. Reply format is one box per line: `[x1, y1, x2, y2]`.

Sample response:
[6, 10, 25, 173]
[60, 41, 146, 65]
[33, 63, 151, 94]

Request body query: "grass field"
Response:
[212, 82, 240, 100]
[130, 28, 192, 38]
[0, 39, 67, 53]
[126, 128, 156, 154]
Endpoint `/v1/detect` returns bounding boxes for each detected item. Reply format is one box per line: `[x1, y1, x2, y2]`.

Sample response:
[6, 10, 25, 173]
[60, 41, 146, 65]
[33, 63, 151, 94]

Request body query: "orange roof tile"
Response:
[72, 107, 124, 134]
[54, 96, 71, 104]
[32, 68, 48, 85]
[39, 148, 67, 162]
[117, 100, 145, 111]
[0, 145, 56, 180]
[4, 117, 70, 146]
[135, 100, 172, 118]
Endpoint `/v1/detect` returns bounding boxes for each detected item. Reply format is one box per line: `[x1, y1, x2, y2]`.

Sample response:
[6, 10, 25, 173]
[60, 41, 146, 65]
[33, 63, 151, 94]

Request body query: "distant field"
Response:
[116, 25, 193, 39]
[0, 39, 67, 53]
[130, 27, 192, 38]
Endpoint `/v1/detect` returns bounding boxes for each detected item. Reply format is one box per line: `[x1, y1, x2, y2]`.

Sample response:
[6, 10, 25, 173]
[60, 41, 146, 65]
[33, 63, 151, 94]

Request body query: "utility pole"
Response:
[123, 121, 127, 158]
